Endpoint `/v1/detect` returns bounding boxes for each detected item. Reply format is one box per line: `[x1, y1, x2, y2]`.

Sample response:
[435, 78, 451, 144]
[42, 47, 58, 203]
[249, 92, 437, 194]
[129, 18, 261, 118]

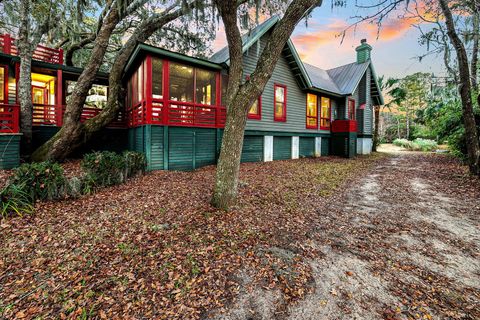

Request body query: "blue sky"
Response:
[212, 1, 446, 79]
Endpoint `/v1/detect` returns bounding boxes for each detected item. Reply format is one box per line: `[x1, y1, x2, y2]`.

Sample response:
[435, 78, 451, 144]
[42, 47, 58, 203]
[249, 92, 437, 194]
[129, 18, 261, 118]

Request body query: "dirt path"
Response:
[218, 153, 480, 319]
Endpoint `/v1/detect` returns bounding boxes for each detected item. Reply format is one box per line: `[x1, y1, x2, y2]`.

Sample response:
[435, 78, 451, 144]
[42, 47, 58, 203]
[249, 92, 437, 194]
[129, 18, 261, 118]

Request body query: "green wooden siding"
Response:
[168, 127, 216, 171]
[321, 138, 330, 156]
[331, 133, 356, 158]
[150, 126, 164, 170]
[299, 137, 315, 158]
[273, 136, 291, 160]
[241, 136, 263, 162]
[0, 135, 21, 169]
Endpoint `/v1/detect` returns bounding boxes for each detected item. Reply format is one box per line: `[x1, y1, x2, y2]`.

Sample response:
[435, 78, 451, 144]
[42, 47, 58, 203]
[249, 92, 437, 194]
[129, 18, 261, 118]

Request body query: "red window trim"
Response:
[320, 97, 332, 130]
[248, 95, 262, 120]
[306, 93, 318, 129]
[348, 98, 355, 120]
[0, 65, 8, 104]
[274, 83, 287, 122]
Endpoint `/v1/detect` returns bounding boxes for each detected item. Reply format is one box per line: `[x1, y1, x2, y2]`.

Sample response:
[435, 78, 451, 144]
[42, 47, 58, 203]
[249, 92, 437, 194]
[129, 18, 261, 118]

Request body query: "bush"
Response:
[0, 182, 34, 218]
[123, 151, 146, 178]
[81, 151, 146, 190]
[9, 161, 66, 201]
[393, 138, 438, 152]
[81, 151, 126, 189]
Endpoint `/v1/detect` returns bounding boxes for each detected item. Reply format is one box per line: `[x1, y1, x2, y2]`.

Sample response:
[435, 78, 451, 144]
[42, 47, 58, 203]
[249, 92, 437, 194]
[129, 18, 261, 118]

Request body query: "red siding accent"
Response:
[146, 55, 153, 124]
[0, 64, 8, 104]
[331, 120, 357, 133]
[56, 69, 63, 126]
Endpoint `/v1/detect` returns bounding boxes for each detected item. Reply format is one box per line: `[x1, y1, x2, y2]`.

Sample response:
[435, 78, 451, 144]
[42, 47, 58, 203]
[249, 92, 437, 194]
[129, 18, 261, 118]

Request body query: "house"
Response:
[0, 16, 384, 170]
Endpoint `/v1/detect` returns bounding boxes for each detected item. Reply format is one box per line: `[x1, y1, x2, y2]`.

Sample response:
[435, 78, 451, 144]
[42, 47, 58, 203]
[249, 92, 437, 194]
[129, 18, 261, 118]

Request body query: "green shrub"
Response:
[412, 138, 438, 152]
[81, 151, 126, 189]
[9, 161, 66, 201]
[393, 138, 438, 152]
[123, 151, 146, 178]
[0, 182, 34, 218]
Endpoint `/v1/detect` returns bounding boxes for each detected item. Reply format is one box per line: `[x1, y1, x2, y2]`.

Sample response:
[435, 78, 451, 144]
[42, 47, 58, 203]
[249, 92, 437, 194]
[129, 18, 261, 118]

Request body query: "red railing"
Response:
[31, 104, 126, 128]
[331, 120, 358, 133]
[0, 34, 63, 64]
[0, 104, 20, 133]
[129, 99, 226, 128]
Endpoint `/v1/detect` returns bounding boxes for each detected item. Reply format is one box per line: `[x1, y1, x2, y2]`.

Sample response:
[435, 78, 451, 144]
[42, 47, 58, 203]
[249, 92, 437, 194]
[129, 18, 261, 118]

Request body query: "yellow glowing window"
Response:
[306, 93, 318, 129]
[0, 66, 5, 103]
[320, 97, 331, 129]
[274, 84, 286, 121]
[248, 96, 261, 119]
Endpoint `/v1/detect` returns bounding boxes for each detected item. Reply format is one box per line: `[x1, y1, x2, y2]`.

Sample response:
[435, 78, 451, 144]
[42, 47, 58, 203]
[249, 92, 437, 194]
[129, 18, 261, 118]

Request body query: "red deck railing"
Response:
[331, 120, 358, 133]
[128, 99, 226, 128]
[0, 34, 63, 64]
[0, 104, 20, 133]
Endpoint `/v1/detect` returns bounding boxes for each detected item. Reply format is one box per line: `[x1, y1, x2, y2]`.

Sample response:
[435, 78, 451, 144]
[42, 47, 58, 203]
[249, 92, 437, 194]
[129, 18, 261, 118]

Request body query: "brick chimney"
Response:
[355, 39, 372, 63]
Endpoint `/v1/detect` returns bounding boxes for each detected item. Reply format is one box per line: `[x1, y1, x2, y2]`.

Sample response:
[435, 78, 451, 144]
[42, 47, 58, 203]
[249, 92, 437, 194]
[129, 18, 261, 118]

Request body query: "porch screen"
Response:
[195, 68, 216, 105]
[0, 66, 5, 103]
[152, 58, 163, 99]
[169, 62, 194, 102]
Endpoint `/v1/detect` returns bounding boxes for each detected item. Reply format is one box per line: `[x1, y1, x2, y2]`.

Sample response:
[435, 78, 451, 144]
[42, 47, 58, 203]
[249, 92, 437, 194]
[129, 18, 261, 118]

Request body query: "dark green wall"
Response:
[299, 137, 315, 158]
[273, 136, 291, 160]
[241, 136, 264, 162]
[0, 135, 21, 169]
[321, 138, 330, 156]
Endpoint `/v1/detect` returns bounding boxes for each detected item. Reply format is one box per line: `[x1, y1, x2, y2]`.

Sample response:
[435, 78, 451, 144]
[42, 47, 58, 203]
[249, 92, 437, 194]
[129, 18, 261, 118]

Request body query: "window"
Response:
[169, 62, 194, 102]
[248, 96, 261, 120]
[320, 97, 331, 129]
[306, 93, 318, 129]
[221, 74, 228, 105]
[196, 68, 216, 105]
[274, 84, 286, 122]
[0, 66, 6, 104]
[152, 58, 163, 99]
[348, 98, 355, 120]
[137, 62, 144, 102]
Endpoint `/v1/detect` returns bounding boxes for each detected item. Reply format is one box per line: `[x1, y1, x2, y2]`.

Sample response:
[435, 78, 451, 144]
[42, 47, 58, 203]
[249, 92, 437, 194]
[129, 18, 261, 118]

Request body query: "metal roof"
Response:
[210, 16, 280, 65]
[326, 61, 370, 95]
[303, 63, 341, 94]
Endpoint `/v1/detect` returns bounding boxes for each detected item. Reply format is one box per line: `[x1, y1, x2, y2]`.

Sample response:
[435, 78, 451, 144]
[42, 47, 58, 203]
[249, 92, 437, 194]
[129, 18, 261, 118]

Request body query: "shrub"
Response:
[81, 151, 126, 189]
[9, 161, 66, 201]
[0, 182, 34, 218]
[393, 138, 438, 152]
[123, 151, 146, 178]
[81, 151, 146, 190]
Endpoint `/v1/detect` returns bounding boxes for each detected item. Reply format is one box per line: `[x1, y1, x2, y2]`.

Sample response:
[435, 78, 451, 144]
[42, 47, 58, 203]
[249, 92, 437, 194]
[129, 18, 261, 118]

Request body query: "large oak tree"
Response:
[211, 0, 323, 209]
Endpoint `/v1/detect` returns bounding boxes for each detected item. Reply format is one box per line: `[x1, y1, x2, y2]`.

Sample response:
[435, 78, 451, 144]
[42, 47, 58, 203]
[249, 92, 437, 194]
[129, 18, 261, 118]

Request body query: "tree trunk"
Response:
[31, 5, 121, 161]
[31, 5, 192, 162]
[439, 0, 480, 175]
[211, 0, 323, 209]
[372, 105, 380, 151]
[17, 0, 34, 156]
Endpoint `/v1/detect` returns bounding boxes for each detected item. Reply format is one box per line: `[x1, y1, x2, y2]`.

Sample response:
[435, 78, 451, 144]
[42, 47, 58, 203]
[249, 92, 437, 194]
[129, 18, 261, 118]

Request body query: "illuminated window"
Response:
[248, 96, 261, 120]
[274, 84, 286, 122]
[0, 66, 5, 103]
[152, 58, 163, 100]
[169, 62, 194, 102]
[306, 93, 318, 129]
[348, 99, 355, 120]
[320, 97, 331, 129]
[196, 68, 216, 105]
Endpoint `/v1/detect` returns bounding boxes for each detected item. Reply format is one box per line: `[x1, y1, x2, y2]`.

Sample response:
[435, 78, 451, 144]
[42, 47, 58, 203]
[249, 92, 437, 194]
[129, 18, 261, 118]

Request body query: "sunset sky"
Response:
[212, 2, 446, 79]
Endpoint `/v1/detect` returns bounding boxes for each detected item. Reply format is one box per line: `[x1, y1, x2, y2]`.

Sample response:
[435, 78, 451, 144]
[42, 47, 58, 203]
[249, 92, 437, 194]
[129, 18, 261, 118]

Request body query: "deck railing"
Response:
[0, 34, 64, 65]
[331, 120, 357, 133]
[128, 99, 226, 128]
[0, 104, 20, 133]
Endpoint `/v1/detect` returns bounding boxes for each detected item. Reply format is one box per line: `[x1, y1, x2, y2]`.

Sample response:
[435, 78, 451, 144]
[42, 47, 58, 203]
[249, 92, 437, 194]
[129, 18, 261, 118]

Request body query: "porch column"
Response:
[291, 136, 299, 159]
[56, 69, 63, 126]
[315, 137, 322, 157]
[263, 136, 273, 162]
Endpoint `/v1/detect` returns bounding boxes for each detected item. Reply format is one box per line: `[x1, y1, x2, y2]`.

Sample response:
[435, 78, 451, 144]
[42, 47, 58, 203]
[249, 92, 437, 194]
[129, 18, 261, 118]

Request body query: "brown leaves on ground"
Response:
[0, 155, 383, 319]
[1, 152, 479, 319]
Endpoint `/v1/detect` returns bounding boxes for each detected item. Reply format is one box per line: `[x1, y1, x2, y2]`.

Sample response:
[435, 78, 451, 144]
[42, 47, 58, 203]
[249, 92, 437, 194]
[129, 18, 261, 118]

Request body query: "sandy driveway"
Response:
[217, 152, 480, 319]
